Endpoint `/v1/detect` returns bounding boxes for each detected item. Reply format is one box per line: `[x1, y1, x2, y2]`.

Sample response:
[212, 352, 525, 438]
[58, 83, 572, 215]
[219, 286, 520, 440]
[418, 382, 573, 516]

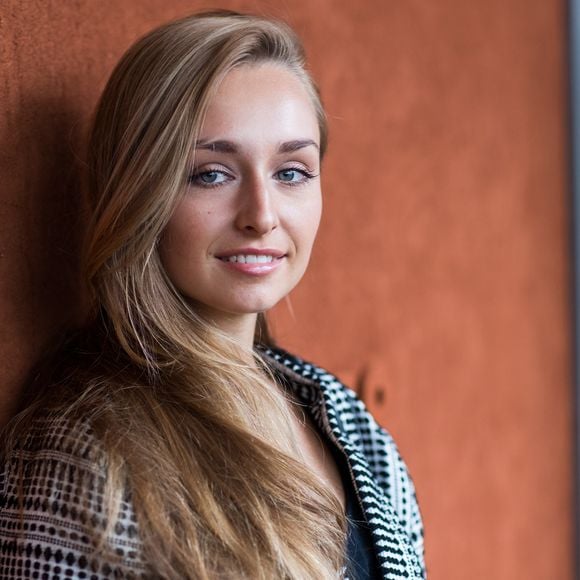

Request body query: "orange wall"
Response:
[0, 1, 573, 579]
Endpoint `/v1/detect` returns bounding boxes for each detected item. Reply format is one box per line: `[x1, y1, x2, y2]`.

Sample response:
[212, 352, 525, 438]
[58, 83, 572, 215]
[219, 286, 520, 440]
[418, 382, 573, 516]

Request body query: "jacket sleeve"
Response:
[0, 416, 146, 579]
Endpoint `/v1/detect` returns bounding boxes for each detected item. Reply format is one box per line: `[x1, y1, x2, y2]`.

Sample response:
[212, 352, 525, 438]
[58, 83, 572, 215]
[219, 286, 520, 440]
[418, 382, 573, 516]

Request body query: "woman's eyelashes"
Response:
[187, 165, 319, 189]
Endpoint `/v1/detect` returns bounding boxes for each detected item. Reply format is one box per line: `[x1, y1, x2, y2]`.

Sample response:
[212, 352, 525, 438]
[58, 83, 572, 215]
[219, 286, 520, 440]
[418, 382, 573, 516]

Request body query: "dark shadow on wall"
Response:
[0, 93, 87, 424]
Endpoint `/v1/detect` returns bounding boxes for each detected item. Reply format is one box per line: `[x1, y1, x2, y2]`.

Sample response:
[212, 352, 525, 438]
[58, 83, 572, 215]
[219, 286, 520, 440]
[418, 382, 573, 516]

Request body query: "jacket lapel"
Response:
[260, 346, 425, 580]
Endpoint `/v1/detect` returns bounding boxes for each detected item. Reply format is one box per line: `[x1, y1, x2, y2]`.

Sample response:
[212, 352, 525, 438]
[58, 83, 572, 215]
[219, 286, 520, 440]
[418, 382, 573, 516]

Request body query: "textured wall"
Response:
[0, 1, 572, 579]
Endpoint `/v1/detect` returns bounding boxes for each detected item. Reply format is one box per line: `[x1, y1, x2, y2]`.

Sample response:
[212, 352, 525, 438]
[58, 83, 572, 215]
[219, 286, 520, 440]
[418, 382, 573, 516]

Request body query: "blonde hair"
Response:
[6, 10, 346, 579]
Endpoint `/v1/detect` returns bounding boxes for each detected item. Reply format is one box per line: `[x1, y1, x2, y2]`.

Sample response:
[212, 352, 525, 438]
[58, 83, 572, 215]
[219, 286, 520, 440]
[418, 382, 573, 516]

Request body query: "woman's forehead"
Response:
[197, 63, 320, 147]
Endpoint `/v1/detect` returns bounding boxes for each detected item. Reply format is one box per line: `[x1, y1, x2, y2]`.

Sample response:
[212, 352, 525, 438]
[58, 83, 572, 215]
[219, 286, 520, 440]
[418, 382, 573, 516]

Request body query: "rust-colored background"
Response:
[0, 1, 573, 578]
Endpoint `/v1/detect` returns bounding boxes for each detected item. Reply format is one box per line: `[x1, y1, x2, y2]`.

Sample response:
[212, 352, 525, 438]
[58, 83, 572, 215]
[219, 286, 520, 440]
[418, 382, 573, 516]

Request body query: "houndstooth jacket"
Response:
[0, 346, 426, 579]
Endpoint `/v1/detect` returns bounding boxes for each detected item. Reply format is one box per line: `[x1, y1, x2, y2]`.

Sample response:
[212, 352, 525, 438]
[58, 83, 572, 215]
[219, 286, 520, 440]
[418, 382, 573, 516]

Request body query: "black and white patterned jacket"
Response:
[0, 346, 426, 579]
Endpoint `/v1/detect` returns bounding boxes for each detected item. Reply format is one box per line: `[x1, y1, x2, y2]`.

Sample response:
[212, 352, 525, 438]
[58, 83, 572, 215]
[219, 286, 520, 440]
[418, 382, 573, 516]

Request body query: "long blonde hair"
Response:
[5, 10, 346, 579]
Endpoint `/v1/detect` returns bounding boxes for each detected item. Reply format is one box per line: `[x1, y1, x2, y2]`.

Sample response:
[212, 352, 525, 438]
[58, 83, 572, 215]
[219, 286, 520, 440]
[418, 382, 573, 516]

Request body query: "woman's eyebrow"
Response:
[194, 139, 238, 153]
[193, 139, 319, 154]
[277, 139, 319, 153]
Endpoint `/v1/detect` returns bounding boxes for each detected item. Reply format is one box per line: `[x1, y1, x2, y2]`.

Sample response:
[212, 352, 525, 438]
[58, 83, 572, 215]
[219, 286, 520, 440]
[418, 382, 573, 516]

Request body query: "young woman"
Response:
[0, 10, 426, 579]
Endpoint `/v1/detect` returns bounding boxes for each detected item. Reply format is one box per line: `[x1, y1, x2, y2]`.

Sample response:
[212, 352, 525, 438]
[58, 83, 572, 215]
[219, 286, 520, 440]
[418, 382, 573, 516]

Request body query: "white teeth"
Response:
[223, 254, 276, 263]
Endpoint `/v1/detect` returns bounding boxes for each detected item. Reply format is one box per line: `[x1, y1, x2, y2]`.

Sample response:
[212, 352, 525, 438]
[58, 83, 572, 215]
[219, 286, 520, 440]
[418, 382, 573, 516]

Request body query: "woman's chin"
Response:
[191, 296, 285, 319]
[227, 300, 282, 316]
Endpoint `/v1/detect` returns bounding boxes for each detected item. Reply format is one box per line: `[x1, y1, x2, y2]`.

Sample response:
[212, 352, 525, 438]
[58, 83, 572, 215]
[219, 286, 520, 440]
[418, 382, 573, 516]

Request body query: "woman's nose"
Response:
[234, 174, 279, 235]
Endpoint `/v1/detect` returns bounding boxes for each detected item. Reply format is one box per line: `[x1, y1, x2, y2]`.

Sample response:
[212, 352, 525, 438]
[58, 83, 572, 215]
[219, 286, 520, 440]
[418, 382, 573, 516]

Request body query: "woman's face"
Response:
[159, 63, 322, 331]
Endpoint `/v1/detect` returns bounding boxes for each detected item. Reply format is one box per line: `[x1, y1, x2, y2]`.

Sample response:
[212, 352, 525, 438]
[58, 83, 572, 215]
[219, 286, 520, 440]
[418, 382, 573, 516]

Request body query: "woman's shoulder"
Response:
[3, 411, 104, 466]
[1, 412, 107, 504]
[260, 344, 401, 443]
[261, 344, 418, 472]
[0, 411, 147, 578]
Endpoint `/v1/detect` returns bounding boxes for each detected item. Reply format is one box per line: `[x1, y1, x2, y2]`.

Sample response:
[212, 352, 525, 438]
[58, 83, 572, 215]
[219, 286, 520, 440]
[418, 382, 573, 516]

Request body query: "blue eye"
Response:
[200, 171, 220, 183]
[278, 169, 299, 182]
[188, 169, 230, 188]
[276, 168, 315, 185]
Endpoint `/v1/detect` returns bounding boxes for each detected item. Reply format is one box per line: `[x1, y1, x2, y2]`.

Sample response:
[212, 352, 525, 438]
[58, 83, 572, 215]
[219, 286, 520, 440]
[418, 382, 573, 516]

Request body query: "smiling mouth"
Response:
[217, 254, 285, 264]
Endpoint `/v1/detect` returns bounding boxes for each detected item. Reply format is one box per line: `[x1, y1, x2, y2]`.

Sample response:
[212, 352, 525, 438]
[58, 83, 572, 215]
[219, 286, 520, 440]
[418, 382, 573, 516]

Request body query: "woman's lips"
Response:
[215, 248, 287, 277]
[216, 254, 285, 276]
[215, 247, 286, 259]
